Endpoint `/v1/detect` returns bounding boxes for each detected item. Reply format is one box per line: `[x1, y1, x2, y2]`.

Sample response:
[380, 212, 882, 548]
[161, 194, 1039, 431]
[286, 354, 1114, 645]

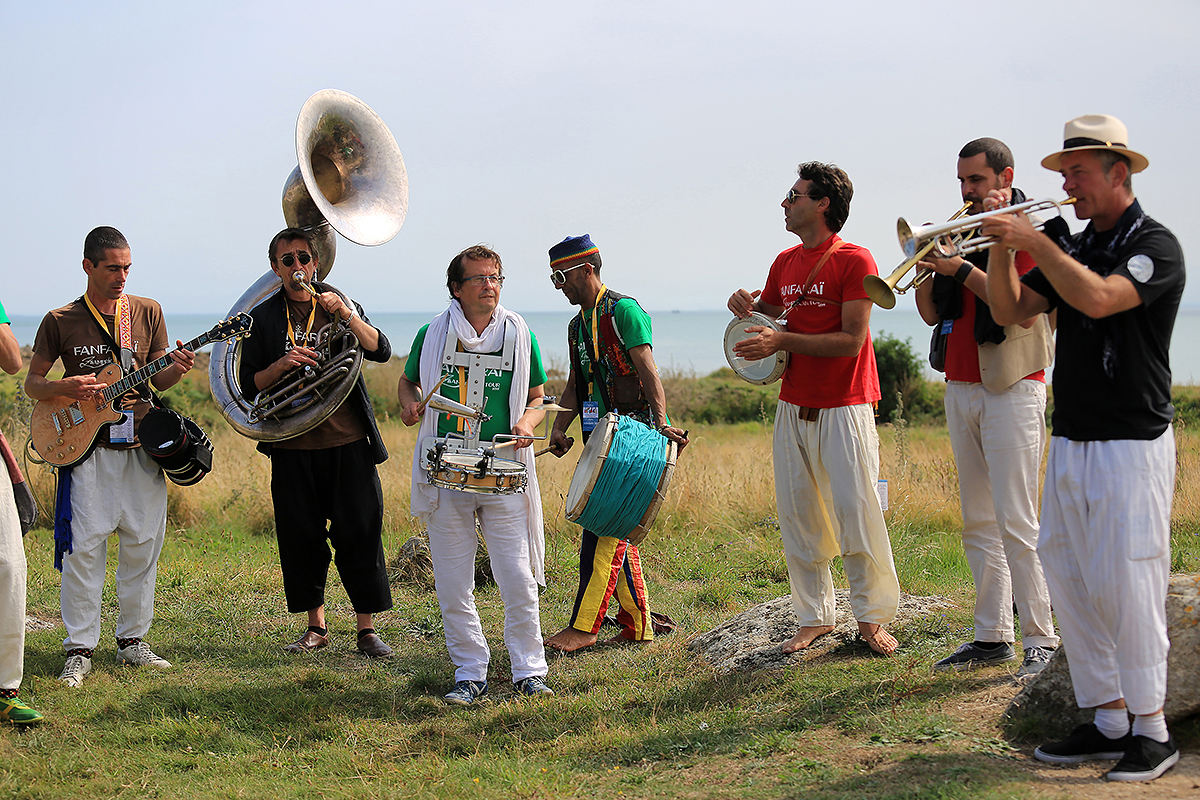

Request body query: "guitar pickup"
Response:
[68, 404, 85, 426]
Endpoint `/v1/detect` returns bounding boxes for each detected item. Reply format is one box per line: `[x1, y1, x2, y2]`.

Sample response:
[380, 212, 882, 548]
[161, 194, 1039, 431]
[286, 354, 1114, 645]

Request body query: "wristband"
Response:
[953, 263, 973, 284]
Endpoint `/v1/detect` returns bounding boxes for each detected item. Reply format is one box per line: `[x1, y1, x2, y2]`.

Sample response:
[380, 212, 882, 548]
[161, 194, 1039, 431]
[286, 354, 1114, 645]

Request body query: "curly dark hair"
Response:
[797, 162, 853, 232]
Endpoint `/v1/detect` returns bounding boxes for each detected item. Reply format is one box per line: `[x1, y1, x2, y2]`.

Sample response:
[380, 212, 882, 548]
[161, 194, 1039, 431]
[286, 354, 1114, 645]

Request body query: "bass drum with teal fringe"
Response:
[564, 413, 678, 545]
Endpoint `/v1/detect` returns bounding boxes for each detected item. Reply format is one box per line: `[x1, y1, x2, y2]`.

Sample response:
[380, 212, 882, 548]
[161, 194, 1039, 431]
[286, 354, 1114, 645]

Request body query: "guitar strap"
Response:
[83, 294, 134, 372]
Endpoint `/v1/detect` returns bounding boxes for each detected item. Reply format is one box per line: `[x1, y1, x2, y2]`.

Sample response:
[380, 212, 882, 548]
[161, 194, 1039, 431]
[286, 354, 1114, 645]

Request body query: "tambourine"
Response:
[723, 313, 787, 385]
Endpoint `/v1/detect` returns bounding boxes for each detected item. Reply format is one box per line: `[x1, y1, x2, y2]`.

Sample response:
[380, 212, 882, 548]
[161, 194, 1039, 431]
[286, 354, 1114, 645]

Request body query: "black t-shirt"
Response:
[1022, 200, 1184, 441]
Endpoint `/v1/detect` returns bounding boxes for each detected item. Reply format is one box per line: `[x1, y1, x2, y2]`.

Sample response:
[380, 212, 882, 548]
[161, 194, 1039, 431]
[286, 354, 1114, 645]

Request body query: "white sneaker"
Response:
[59, 654, 92, 687]
[117, 641, 171, 668]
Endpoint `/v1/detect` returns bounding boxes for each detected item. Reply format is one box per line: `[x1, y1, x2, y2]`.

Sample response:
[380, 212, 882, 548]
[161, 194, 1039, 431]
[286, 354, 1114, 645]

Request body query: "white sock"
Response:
[1094, 707, 1131, 740]
[1131, 712, 1169, 744]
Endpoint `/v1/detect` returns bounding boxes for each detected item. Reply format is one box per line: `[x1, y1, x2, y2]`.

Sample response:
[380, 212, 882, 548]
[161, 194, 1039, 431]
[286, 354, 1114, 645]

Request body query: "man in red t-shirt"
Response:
[728, 162, 900, 656]
[914, 139, 1057, 677]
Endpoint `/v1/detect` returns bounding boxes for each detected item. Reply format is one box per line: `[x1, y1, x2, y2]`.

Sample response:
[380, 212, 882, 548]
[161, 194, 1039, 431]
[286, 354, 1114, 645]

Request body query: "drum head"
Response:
[723, 313, 787, 385]
[564, 413, 619, 519]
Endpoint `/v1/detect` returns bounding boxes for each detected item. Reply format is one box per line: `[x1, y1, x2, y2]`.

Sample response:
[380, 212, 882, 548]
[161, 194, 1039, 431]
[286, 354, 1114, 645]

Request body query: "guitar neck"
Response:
[100, 332, 210, 404]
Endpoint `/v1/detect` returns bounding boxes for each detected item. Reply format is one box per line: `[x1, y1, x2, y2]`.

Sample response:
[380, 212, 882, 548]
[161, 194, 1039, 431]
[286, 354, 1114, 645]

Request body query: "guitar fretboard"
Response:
[98, 320, 244, 404]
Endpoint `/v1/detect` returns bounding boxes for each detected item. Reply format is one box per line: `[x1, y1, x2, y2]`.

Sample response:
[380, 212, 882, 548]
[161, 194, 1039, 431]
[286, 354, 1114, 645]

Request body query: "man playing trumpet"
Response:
[983, 115, 1184, 783]
[239, 228, 395, 658]
[913, 138, 1058, 676]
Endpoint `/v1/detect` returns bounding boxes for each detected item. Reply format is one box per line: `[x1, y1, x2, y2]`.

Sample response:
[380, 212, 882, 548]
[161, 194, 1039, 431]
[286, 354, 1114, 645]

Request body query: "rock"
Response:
[388, 526, 494, 591]
[1004, 573, 1200, 739]
[24, 615, 55, 632]
[688, 591, 952, 674]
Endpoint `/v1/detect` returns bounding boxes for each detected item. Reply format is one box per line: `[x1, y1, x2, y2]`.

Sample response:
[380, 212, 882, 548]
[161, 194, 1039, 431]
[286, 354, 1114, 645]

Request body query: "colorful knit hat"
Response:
[549, 234, 599, 267]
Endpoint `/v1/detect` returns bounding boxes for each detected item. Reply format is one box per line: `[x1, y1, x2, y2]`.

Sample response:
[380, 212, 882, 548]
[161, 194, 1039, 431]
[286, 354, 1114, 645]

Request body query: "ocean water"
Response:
[10, 307, 1200, 385]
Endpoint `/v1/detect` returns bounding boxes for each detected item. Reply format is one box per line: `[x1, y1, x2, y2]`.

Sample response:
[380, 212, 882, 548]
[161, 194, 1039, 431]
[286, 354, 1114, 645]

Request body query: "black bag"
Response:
[139, 407, 214, 486]
[929, 319, 952, 373]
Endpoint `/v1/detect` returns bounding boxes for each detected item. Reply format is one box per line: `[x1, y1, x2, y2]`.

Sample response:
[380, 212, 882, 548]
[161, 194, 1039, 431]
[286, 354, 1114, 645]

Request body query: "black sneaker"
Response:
[933, 641, 1016, 671]
[1034, 723, 1131, 764]
[1105, 735, 1179, 782]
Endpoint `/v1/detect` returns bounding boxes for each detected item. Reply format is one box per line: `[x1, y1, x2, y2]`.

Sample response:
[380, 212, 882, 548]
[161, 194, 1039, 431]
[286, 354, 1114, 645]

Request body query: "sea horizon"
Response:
[10, 307, 1200, 385]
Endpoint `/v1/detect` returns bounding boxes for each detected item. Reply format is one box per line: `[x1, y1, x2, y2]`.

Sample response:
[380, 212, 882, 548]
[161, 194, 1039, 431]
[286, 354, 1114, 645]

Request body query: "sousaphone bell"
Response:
[209, 89, 408, 441]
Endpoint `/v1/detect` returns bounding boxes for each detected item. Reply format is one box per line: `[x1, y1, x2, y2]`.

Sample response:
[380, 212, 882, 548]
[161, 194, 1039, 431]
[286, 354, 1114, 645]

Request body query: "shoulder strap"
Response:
[778, 239, 847, 321]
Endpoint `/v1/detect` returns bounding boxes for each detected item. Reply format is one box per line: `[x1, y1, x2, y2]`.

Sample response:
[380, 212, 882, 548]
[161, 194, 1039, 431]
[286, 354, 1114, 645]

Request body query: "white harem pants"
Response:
[773, 400, 900, 628]
[946, 379, 1056, 649]
[61, 448, 167, 652]
[426, 489, 547, 683]
[0, 467, 25, 690]
[1039, 432, 1174, 715]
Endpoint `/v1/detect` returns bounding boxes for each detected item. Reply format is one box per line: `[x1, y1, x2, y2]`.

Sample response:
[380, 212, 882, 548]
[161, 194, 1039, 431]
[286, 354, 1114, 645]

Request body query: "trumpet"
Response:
[864, 202, 972, 309]
[898, 197, 1077, 261]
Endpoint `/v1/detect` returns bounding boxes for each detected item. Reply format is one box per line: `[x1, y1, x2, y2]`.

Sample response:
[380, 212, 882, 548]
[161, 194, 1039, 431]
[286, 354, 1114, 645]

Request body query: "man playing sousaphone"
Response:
[544, 234, 688, 654]
[238, 227, 395, 659]
[727, 162, 901, 656]
[398, 244, 553, 705]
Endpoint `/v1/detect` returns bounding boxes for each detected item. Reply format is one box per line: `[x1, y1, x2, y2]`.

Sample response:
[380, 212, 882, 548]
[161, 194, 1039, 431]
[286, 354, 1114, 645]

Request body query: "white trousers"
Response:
[61, 448, 167, 652]
[426, 489, 547, 683]
[945, 380, 1056, 649]
[1039, 433, 1173, 715]
[773, 400, 900, 627]
[0, 468, 26, 690]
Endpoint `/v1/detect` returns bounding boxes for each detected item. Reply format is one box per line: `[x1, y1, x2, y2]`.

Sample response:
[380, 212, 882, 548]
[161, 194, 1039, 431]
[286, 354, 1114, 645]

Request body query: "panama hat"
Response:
[1041, 114, 1148, 173]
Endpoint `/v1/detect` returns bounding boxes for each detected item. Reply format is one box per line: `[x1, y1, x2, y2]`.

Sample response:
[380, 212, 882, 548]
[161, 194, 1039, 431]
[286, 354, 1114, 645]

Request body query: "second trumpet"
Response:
[897, 197, 1077, 261]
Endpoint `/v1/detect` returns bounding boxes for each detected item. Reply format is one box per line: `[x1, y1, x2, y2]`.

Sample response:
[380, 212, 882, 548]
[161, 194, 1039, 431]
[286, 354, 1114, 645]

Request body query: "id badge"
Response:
[110, 410, 135, 444]
[940, 319, 953, 335]
[581, 400, 599, 434]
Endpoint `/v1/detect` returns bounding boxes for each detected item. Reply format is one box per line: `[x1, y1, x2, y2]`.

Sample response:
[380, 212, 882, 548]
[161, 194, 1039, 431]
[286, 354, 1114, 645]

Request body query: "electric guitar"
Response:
[31, 313, 252, 467]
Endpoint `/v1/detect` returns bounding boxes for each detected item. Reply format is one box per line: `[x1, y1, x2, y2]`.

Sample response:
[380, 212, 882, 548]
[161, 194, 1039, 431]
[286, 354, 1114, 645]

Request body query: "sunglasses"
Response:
[785, 189, 820, 203]
[279, 252, 312, 268]
[550, 263, 586, 286]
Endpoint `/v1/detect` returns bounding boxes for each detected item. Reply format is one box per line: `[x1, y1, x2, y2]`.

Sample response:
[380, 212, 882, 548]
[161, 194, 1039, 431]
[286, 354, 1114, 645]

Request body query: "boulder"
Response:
[688, 591, 952, 674]
[1004, 573, 1200, 739]
[388, 527, 494, 591]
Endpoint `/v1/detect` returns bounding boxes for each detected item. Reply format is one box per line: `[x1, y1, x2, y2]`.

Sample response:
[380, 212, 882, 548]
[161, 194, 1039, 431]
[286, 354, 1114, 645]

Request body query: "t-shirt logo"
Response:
[1126, 254, 1154, 284]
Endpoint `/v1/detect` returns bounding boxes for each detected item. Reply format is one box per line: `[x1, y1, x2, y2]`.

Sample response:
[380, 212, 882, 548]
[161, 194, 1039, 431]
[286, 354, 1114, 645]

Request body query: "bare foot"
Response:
[781, 625, 835, 654]
[858, 622, 898, 656]
[544, 627, 599, 653]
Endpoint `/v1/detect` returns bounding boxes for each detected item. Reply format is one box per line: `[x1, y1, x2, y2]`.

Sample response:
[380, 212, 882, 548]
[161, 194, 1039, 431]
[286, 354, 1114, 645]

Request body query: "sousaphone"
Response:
[210, 89, 408, 441]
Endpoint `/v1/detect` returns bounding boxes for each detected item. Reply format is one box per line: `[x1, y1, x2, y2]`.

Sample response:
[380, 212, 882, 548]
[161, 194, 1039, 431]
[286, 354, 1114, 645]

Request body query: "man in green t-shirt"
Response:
[544, 234, 688, 653]
[399, 245, 553, 705]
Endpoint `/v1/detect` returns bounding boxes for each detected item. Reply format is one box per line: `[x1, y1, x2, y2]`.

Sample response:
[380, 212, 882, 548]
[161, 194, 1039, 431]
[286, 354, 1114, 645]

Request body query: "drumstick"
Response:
[416, 374, 448, 413]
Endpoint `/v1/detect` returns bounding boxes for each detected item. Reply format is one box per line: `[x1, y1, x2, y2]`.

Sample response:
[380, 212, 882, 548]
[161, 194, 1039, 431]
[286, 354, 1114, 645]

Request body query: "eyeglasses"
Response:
[279, 251, 312, 268]
[550, 263, 586, 286]
[785, 189, 820, 203]
[461, 274, 504, 287]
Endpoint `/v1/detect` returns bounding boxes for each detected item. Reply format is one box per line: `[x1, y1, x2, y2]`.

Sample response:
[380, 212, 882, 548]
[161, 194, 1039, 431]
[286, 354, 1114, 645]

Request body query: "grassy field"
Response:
[3, 362, 1200, 799]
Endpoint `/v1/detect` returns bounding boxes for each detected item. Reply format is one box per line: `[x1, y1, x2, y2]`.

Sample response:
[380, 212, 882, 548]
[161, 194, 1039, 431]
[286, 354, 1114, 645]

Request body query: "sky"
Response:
[3, 1, 1198, 320]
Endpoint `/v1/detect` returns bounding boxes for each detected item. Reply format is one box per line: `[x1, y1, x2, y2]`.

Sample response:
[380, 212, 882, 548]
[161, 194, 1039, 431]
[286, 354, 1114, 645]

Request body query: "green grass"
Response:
[6, 365, 1200, 798]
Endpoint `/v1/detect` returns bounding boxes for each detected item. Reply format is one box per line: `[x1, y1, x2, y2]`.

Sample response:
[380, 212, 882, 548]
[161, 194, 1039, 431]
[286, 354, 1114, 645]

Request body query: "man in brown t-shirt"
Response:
[26, 226, 194, 688]
[236, 227, 394, 658]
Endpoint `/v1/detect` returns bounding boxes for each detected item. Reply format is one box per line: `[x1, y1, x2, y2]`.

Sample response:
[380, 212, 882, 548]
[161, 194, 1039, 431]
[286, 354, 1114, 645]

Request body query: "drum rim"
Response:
[564, 412, 619, 519]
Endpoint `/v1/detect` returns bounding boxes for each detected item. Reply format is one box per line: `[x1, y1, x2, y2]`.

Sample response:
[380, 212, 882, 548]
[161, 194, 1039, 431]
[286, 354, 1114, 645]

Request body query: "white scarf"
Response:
[409, 300, 546, 584]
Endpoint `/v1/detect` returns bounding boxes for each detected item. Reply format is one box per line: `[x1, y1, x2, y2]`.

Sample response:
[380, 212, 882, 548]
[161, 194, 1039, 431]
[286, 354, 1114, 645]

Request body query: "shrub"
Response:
[874, 333, 942, 423]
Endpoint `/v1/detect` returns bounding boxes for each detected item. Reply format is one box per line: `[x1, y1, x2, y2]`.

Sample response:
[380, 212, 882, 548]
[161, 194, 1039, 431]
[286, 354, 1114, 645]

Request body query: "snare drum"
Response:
[426, 449, 527, 495]
[723, 312, 788, 385]
[565, 413, 677, 545]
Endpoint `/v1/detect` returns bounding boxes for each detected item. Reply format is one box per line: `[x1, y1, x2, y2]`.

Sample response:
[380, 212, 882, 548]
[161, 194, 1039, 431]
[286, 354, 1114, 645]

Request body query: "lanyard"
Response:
[285, 298, 317, 349]
[585, 284, 608, 397]
[84, 294, 132, 362]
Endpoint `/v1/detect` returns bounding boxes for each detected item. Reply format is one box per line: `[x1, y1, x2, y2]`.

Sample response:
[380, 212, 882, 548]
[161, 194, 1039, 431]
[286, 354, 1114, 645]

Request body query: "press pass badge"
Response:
[581, 400, 599, 434]
[109, 410, 135, 444]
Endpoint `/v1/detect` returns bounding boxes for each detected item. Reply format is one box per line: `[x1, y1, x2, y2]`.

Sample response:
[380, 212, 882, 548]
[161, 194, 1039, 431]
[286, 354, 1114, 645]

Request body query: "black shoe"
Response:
[1034, 723, 1131, 764]
[1105, 735, 1179, 782]
[933, 641, 1016, 671]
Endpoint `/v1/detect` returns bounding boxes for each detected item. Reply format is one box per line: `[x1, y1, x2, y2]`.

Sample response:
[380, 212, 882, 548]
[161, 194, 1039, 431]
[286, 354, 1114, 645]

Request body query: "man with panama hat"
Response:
[984, 114, 1185, 782]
